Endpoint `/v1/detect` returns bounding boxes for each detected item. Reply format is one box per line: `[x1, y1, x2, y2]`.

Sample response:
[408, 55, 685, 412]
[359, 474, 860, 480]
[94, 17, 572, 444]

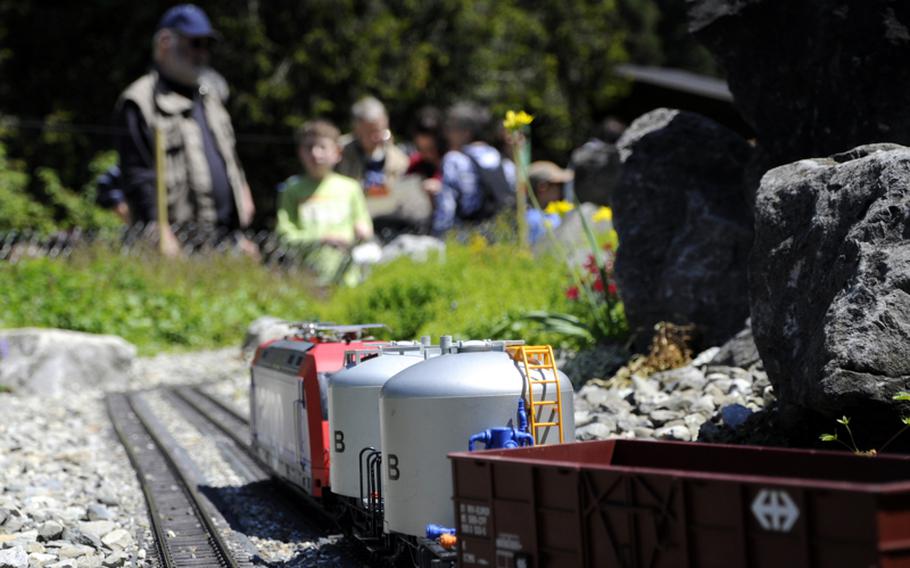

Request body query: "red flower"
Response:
[592, 278, 604, 293]
[565, 286, 579, 300]
[583, 254, 598, 274]
[608, 282, 618, 296]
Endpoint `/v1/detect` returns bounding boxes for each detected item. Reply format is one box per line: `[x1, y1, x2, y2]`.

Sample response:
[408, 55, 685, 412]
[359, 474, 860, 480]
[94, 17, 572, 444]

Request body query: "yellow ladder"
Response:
[507, 345, 564, 444]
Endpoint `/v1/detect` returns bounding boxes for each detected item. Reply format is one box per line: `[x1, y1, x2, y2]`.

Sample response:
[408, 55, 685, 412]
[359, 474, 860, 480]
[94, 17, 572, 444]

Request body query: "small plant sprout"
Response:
[878, 393, 910, 452]
[820, 415, 865, 454]
[820, 392, 910, 455]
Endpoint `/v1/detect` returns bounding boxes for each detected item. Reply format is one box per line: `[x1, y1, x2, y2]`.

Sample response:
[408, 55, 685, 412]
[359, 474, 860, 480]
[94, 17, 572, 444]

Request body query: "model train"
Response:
[249, 322, 575, 566]
[249, 322, 910, 568]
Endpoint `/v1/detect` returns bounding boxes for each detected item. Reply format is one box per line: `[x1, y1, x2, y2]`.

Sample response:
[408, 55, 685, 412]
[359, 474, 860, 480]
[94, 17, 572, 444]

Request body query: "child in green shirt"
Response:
[276, 120, 374, 286]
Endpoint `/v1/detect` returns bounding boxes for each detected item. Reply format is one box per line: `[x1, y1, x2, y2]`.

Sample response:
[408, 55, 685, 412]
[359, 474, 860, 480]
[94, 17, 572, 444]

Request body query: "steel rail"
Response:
[107, 392, 241, 568]
[171, 386, 346, 532]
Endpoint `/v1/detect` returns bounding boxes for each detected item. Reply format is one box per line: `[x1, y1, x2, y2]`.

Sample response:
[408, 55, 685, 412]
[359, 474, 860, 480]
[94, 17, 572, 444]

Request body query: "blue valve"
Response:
[517, 398, 529, 434]
[426, 524, 456, 540]
[468, 427, 534, 451]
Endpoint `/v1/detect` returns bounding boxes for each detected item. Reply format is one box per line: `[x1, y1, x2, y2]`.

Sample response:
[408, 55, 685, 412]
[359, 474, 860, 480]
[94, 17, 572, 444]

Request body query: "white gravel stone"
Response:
[574, 410, 594, 427]
[691, 347, 720, 367]
[75, 553, 103, 568]
[655, 425, 692, 441]
[575, 348, 775, 444]
[649, 409, 683, 424]
[56, 544, 93, 559]
[99, 530, 131, 551]
[690, 395, 717, 414]
[0, 546, 28, 568]
[101, 551, 127, 568]
[26, 542, 45, 554]
[86, 505, 112, 522]
[29, 552, 58, 568]
[577, 422, 614, 440]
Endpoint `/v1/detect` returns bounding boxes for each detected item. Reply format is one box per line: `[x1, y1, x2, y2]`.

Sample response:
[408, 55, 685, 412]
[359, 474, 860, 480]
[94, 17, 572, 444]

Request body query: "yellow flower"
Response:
[593, 206, 613, 222]
[468, 233, 488, 253]
[503, 110, 534, 131]
[544, 200, 574, 216]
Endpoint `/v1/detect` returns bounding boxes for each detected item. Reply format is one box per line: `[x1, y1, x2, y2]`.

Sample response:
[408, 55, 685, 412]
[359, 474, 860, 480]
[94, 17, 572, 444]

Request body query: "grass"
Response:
[0, 238, 579, 354]
[0, 244, 313, 354]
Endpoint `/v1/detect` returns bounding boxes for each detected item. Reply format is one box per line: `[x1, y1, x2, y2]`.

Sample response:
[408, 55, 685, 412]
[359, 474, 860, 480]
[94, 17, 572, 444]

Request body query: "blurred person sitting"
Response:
[114, 4, 256, 256]
[337, 96, 409, 198]
[526, 161, 574, 245]
[94, 165, 131, 223]
[405, 106, 446, 197]
[431, 102, 516, 236]
[276, 120, 374, 287]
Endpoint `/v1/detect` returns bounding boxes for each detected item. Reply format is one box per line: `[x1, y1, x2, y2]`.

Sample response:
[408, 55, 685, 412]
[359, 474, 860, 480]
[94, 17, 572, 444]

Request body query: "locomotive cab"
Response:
[250, 324, 382, 497]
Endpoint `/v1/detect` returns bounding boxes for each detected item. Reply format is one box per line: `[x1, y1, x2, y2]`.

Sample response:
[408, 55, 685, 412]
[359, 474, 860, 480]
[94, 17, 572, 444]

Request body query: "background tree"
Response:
[0, 0, 717, 230]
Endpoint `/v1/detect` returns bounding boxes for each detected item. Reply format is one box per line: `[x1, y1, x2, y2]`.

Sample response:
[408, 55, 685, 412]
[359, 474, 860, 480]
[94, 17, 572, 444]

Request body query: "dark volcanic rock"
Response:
[690, 0, 910, 170]
[613, 108, 753, 349]
[750, 143, 910, 418]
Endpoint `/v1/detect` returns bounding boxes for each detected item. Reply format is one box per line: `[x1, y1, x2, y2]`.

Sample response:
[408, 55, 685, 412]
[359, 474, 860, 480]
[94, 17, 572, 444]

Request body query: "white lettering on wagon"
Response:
[459, 503, 491, 536]
[496, 532, 522, 551]
[751, 489, 799, 532]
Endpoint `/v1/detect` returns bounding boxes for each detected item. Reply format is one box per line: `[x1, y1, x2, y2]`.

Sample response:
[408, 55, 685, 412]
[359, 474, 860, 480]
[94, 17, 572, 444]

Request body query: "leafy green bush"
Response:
[0, 246, 314, 354]
[0, 237, 623, 354]
[318, 239, 573, 345]
[0, 143, 120, 233]
[0, 143, 56, 232]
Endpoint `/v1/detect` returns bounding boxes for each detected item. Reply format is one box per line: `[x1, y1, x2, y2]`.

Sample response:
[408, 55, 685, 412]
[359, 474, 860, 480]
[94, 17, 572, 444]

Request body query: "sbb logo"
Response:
[751, 489, 799, 532]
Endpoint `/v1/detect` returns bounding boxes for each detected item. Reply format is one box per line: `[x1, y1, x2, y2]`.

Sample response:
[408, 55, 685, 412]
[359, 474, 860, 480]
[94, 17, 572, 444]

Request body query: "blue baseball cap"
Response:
[157, 4, 217, 38]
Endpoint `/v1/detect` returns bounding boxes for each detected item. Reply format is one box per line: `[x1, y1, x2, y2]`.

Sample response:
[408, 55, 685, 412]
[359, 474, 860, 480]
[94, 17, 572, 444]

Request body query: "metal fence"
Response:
[0, 223, 314, 267]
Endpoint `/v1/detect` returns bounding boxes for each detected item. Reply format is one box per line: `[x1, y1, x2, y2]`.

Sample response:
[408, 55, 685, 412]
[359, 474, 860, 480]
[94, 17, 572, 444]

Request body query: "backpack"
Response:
[460, 150, 515, 221]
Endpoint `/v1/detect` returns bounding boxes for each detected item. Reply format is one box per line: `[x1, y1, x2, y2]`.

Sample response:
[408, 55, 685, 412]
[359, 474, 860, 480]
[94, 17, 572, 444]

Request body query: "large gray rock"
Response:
[0, 329, 135, 396]
[613, 108, 753, 349]
[751, 144, 910, 417]
[690, 0, 910, 171]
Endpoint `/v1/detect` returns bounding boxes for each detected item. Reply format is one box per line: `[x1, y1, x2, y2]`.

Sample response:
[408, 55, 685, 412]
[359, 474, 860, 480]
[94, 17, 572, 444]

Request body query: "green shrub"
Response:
[0, 238, 614, 354]
[319, 239, 573, 344]
[0, 143, 121, 233]
[0, 246, 315, 354]
[0, 144, 56, 232]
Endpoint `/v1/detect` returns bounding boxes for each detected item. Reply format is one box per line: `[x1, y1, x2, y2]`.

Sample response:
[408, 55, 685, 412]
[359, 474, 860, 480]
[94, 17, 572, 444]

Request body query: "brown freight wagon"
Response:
[449, 439, 910, 568]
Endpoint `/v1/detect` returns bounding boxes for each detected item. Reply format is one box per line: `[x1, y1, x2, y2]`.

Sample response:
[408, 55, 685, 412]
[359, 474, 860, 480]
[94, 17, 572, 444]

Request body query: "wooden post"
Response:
[154, 128, 168, 253]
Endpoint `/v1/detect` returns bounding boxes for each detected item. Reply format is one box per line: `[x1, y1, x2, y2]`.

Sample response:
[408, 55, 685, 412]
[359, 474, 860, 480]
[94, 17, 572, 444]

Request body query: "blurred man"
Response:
[115, 4, 255, 256]
[337, 96, 409, 197]
[526, 160, 573, 244]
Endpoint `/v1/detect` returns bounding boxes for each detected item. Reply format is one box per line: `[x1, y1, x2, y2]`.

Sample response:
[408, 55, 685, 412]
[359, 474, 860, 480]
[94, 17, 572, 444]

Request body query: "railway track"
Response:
[107, 392, 244, 568]
[170, 386, 252, 449]
[110, 386, 359, 567]
[167, 386, 348, 534]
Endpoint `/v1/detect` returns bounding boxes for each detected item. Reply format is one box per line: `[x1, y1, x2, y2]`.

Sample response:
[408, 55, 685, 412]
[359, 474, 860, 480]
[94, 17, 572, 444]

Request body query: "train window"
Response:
[316, 373, 330, 420]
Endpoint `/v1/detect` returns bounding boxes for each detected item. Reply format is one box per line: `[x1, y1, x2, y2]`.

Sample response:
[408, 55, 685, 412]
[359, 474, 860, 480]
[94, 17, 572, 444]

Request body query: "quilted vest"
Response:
[117, 71, 248, 228]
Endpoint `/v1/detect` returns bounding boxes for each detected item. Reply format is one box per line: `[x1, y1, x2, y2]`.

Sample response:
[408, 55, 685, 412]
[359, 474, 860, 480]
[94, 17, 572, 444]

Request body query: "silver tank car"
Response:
[328, 342, 437, 499]
[379, 339, 575, 537]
